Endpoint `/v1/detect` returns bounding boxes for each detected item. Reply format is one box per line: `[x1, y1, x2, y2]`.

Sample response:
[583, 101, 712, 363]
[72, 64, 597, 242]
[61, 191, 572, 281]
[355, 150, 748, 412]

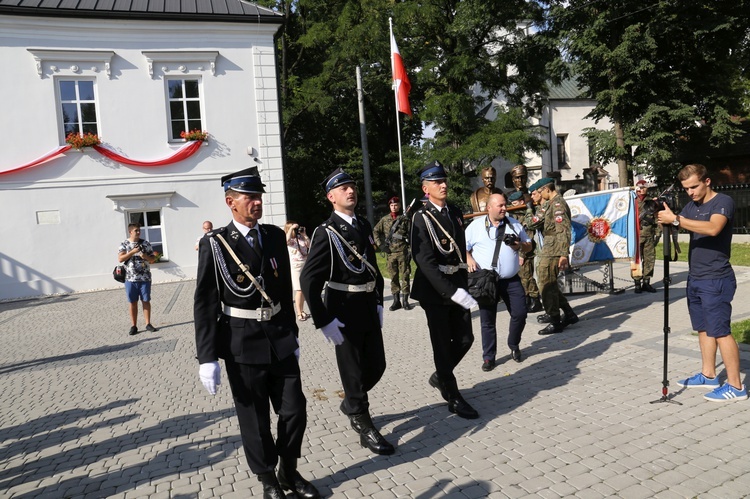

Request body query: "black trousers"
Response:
[479, 274, 527, 361]
[223, 354, 306, 475]
[336, 323, 387, 416]
[421, 303, 474, 396]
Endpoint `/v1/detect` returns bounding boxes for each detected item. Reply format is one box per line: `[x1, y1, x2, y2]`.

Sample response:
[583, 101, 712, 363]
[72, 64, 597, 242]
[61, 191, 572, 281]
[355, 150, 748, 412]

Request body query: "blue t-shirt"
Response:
[680, 192, 734, 279]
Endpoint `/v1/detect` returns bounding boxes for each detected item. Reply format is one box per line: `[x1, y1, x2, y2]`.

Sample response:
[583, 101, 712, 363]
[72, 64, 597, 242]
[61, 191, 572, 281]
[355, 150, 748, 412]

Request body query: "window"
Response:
[167, 78, 203, 140]
[128, 210, 165, 257]
[58, 79, 99, 137]
[556, 134, 568, 169]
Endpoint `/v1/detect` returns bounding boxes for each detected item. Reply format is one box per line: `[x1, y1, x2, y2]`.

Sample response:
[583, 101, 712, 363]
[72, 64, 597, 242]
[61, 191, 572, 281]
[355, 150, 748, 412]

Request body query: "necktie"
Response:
[351, 218, 361, 232]
[247, 228, 262, 267]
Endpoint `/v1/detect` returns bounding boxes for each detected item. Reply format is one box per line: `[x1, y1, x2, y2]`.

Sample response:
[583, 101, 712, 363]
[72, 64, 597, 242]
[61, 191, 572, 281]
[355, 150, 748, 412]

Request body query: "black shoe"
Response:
[448, 396, 479, 419]
[128, 326, 138, 336]
[538, 321, 564, 335]
[511, 348, 523, 363]
[348, 412, 374, 434]
[642, 282, 657, 293]
[402, 294, 414, 310]
[428, 372, 450, 402]
[277, 468, 320, 499]
[634, 281, 642, 294]
[481, 359, 496, 372]
[258, 473, 285, 499]
[537, 313, 553, 324]
[561, 312, 579, 327]
[389, 293, 402, 311]
[359, 427, 395, 455]
[145, 323, 158, 332]
[528, 296, 543, 313]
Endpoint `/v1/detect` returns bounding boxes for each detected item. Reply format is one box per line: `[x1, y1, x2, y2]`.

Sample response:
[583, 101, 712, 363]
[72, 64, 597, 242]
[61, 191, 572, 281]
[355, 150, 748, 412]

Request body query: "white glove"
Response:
[199, 361, 221, 395]
[377, 305, 384, 328]
[451, 288, 479, 310]
[320, 319, 345, 345]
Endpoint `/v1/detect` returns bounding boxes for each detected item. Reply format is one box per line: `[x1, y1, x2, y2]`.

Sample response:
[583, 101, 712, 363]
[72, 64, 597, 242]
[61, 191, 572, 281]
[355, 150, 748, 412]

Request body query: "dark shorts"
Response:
[686, 275, 736, 338]
[125, 281, 151, 303]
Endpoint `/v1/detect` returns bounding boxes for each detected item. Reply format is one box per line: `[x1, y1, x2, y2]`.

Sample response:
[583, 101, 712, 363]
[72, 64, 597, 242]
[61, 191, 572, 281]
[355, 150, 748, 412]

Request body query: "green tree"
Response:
[548, 0, 750, 185]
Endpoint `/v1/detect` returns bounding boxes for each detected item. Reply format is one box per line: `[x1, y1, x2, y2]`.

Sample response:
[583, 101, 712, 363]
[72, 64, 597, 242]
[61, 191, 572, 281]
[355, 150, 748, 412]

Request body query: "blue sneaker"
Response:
[676, 372, 720, 388]
[703, 383, 748, 402]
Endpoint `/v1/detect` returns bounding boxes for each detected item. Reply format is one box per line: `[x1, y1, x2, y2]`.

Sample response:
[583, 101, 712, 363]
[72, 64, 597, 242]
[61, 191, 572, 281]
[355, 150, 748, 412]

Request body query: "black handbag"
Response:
[113, 265, 126, 283]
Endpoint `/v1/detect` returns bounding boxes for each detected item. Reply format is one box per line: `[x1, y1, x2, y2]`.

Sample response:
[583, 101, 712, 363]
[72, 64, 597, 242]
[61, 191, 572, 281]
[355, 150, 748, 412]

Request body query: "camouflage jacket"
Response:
[538, 194, 572, 258]
[373, 214, 411, 253]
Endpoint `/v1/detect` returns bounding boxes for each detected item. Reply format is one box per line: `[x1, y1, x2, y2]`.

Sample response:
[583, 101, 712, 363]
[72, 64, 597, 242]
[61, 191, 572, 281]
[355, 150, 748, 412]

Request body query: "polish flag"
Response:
[391, 33, 412, 116]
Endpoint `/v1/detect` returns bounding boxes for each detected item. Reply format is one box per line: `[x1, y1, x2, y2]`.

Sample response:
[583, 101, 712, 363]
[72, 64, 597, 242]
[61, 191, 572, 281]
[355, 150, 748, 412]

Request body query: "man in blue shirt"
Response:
[466, 193, 532, 371]
[658, 163, 747, 402]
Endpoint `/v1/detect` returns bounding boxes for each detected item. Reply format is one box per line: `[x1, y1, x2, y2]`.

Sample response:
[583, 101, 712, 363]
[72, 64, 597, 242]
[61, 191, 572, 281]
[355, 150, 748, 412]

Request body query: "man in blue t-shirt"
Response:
[658, 164, 746, 402]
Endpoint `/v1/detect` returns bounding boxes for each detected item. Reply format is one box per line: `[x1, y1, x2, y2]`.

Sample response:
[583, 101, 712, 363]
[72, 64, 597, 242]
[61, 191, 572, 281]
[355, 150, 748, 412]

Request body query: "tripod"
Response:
[651, 224, 682, 405]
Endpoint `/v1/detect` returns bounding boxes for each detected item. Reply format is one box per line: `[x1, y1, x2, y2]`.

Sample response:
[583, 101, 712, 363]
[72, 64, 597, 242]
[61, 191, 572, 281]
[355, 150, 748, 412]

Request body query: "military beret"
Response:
[418, 160, 447, 181]
[508, 191, 524, 202]
[529, 177, 555, 192]
[222, 166, 266, 193]
[322, 167, 356, 193]
[635, 179, 647, 187]
[388, 196, 400, 204]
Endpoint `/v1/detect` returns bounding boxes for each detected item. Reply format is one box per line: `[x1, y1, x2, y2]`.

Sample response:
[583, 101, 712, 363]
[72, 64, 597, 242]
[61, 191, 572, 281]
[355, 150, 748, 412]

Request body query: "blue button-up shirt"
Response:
[465, 215, 529, 279]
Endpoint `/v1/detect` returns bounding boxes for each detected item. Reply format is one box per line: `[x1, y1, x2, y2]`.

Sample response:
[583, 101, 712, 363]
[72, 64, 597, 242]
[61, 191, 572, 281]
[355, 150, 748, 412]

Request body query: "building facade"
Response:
[0, 2, 286, 300]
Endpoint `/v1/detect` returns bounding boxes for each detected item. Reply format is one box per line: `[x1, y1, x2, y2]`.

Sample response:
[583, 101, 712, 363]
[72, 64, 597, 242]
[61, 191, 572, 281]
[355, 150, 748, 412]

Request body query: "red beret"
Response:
[388, 196, 400, 204]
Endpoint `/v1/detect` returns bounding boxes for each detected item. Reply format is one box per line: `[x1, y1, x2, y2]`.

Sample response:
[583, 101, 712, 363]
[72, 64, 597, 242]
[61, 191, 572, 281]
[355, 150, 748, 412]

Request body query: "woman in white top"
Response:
[285, 220, 311, 321]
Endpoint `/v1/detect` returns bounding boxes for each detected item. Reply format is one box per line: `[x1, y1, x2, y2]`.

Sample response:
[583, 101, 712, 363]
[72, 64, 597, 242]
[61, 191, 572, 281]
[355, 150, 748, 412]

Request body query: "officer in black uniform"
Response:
[300, 168, 394, 455]
[194, 167, 319, 499]
[410, 161, 480, 419]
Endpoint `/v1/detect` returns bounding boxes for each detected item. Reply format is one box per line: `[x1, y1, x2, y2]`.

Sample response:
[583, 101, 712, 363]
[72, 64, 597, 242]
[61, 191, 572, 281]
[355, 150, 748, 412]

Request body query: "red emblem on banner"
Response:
[587, 217, 611, 243]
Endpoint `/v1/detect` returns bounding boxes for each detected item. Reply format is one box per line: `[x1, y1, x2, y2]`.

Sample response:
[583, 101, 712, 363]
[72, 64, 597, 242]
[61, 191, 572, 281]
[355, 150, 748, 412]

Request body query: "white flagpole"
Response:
[390, 18, 407, 206]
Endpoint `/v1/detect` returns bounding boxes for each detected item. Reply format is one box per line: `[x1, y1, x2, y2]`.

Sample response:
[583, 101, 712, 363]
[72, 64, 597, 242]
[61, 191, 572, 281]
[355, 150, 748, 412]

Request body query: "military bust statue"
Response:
[470, 166, 504, 213]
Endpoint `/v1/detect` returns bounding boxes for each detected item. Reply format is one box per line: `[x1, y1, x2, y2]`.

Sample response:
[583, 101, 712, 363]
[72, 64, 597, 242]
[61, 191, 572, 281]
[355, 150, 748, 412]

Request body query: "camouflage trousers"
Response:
[631, 225, 657, 281]
[387, 251, 411, 294]
[537, 256, 571, 320]
[518, 254, 540, 298]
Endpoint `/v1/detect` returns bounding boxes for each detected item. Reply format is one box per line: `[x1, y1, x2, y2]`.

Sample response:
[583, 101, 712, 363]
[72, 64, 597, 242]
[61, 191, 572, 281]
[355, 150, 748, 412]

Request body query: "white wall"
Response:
[0, 15, 285, 300]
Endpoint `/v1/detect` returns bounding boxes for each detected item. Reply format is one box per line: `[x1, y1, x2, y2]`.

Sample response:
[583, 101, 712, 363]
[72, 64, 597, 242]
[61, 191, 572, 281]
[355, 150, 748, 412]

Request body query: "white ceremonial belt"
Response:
[327, 281, 376, 293]
[222, 303, 280, 321]
[438, 263, 468, 274]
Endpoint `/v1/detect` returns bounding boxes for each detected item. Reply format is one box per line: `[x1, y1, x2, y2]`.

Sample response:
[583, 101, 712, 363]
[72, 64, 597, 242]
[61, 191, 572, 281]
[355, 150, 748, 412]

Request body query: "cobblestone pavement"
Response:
[2, 262, 750, 499]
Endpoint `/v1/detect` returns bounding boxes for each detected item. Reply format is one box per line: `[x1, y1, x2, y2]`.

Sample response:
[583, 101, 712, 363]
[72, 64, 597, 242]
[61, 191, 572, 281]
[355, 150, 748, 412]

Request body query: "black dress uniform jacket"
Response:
[300, 213, 385, 329]
[194, 222, 298, 365]
[410, 202, 468, 304]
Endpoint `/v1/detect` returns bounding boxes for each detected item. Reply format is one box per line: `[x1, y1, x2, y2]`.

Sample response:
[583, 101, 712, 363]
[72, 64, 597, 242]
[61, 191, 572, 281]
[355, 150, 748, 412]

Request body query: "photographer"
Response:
[285, 221, 311, 321]
[658, 164, 747, 402]
[631, 180, 658, 293]
[465, 193, 532, 371]
[117, 223, 157, 335]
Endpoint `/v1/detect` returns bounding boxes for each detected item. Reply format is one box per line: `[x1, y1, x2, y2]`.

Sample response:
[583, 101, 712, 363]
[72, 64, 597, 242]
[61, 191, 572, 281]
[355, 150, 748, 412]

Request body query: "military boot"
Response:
[538, 319, 564, 335]
[634, 280, 642, 293]
[561, 304, 579, 327]
[402, 293, 414, 310]
[642, 279, 657, 293]
[528, 296, 543, 312]
[389, 293, 402, 311]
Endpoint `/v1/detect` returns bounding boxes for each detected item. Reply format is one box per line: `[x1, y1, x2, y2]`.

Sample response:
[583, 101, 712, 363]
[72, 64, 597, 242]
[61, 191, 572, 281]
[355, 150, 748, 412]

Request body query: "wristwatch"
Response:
[671, 215, 680, 227]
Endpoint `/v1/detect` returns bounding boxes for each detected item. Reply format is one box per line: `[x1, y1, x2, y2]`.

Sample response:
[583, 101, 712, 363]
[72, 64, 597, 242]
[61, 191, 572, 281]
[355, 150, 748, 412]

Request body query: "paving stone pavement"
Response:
[2, 261, 750, 499]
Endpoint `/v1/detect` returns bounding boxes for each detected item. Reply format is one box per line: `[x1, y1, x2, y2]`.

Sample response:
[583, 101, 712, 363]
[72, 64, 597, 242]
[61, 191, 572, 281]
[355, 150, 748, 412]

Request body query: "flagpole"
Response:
[390, 18, 407, 206]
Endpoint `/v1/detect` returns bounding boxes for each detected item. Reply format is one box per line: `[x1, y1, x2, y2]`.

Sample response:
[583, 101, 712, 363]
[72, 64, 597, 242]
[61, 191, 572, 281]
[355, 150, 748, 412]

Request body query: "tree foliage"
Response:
[547, 0, 750, 184]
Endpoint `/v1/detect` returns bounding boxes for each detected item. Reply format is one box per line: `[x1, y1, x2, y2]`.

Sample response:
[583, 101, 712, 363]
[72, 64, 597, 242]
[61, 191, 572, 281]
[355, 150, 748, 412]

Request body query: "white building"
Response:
[0, 2, 286, 301]
[477, 79, 617, 192]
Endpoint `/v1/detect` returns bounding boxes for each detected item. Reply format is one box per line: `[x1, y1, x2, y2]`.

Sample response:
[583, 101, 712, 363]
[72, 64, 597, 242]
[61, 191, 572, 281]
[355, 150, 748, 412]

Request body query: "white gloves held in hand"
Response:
[451, 288, 479, 310]
[320, 318, 345, 345]
[199, 361, 221, 395]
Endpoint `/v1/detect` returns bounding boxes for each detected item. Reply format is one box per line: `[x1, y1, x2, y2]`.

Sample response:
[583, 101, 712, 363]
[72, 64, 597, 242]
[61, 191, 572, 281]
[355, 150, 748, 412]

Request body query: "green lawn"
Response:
[732, 318, 750, 345]
[655, 242, 750, 267]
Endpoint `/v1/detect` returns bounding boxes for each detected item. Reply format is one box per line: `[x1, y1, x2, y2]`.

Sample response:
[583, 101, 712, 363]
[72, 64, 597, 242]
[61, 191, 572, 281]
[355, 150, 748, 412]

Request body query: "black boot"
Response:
[402, 293, 414, 310]
[528, 296, 543, 312]
[277, 458, 320, 499]
[389, 293, 402, 311]
[258, 472, 285, 499]
[634, 280, 642, 293]
[537, 313, 553, 324]
[642, 279, 657, 293]
[561, 304, 579, 327]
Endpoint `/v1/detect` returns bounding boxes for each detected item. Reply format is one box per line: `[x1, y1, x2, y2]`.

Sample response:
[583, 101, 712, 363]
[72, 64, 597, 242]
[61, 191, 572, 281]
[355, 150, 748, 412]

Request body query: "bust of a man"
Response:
[510, 164, 532, 205]
[470, 166, 503, 213]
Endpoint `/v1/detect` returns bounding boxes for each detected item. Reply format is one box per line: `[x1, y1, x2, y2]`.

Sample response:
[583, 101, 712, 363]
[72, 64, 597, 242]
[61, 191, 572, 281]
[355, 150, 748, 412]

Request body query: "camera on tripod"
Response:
[503, 233, 519, 246]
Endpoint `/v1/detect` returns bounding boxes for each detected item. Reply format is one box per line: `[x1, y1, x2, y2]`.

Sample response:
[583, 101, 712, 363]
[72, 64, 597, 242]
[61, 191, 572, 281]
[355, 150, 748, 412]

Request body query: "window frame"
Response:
[56, 77, 100, 143]
[165, 77, 205, 143]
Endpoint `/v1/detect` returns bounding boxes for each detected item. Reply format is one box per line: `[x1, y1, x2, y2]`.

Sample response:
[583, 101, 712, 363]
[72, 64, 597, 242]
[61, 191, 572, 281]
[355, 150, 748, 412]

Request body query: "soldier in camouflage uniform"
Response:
[529, 178, 579, 335]
[509, 190, 543, 312]
[373, 197, 413, 311]
[632, 180, 658, 293]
